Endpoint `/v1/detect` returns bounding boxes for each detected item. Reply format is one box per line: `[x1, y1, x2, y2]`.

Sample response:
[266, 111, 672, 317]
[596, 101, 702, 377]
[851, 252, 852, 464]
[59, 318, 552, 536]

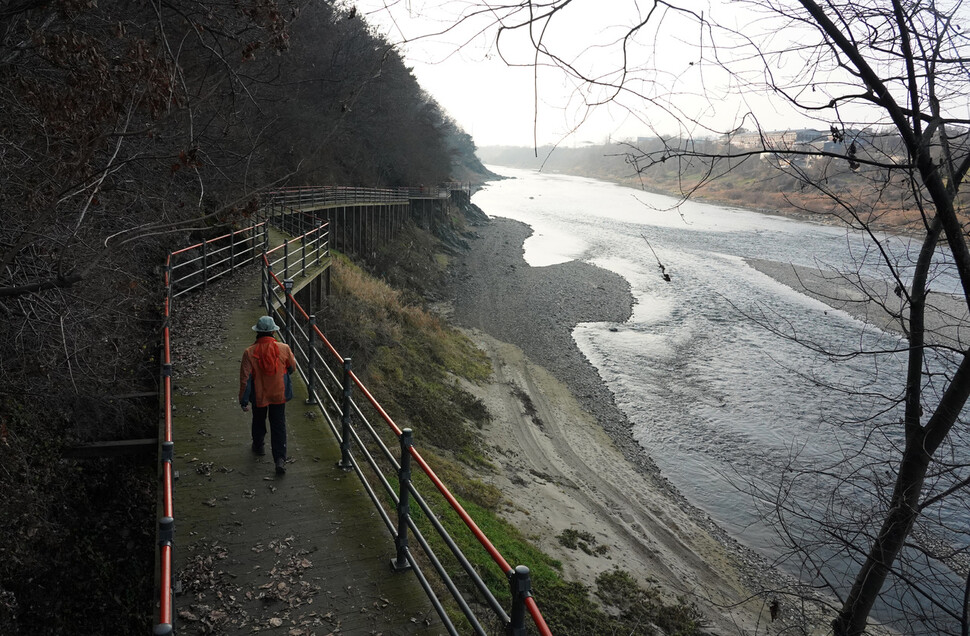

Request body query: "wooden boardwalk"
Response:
[172, 268, 442, 635]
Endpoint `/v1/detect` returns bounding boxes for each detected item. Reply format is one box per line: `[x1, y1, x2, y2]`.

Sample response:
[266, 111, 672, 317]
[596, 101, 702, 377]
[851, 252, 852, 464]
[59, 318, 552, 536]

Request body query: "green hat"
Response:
[252, 316, 280, 332]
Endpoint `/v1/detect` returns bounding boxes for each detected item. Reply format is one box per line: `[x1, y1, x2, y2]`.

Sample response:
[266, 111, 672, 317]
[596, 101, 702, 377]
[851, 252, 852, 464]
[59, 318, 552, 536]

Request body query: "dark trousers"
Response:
[252, 403, 287, 461]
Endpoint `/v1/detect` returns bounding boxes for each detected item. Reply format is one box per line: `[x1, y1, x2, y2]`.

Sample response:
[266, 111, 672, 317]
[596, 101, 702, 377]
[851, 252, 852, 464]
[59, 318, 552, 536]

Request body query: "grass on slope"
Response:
[319, 233, 703, 635]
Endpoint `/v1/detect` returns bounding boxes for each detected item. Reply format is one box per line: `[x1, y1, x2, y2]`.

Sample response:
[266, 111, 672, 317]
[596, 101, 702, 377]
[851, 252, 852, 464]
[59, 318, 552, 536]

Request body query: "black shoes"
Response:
[255, 442, 285, 474]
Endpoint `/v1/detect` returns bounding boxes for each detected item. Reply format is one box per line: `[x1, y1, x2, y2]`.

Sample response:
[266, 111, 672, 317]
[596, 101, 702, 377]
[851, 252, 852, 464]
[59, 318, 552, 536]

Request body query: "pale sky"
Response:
[353, 1, 838, 148]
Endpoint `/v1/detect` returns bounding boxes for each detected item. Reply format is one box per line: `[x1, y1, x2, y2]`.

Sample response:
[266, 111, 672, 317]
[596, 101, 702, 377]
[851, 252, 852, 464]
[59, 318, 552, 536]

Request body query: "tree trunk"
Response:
[832, 443, 930, 636]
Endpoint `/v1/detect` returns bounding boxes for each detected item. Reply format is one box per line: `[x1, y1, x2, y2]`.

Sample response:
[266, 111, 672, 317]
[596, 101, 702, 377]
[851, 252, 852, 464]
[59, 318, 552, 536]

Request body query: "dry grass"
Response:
[323, 254, 490, 453]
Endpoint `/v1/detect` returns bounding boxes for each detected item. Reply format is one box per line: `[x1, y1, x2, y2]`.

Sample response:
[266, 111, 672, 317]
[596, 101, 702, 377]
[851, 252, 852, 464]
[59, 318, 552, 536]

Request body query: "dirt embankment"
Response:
[443, 217, 823, 634]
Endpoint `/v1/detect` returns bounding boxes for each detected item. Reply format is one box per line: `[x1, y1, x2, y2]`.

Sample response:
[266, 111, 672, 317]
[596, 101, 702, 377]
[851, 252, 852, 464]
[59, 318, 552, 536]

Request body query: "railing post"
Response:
[229, 229, 235, 274]
[283, 239, 289, 280]
[262, 249, 271, 310]
[156, 515, 175, 635]
[161, 438, 174, 477]
[305, 315, 317, 405]
[165, 262, 173, 306]
[153, 622, 174, 635]
[251, 225, 258, 264]
[390, 428, 414, 572]
[201, 240, 208, 290]
[316, 221, 324, 266]
[283, 278, 294, 343]
[506, 565, 532, 636]
[336, 358, 354, 470]
[301, 227, 307, 275]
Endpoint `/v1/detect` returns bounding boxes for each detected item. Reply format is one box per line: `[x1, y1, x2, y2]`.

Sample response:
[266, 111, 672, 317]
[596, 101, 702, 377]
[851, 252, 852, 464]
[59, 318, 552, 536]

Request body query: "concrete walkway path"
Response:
[170, 267, 442, 635]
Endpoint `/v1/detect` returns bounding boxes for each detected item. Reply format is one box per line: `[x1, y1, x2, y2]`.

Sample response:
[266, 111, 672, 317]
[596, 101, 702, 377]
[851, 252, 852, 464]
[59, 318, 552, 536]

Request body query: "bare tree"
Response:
[370, 0, 970, 633]
[0, 1, 301, 393]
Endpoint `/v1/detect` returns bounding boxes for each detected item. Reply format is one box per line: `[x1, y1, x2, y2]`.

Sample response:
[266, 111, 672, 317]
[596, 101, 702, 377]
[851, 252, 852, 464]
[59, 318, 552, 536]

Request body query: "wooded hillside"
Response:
[0, 2, 488, 633]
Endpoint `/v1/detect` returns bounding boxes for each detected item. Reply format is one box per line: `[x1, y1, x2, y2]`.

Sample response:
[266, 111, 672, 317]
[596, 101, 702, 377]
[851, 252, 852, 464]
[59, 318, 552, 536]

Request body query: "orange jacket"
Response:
[239, 336, 297, 407]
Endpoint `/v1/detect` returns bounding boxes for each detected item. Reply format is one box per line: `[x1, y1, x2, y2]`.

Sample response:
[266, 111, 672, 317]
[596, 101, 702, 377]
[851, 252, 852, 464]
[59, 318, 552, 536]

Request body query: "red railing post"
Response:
[161, 440, 174, 513]
[165, 262, 173, 308]
[156, 515, 175, 632]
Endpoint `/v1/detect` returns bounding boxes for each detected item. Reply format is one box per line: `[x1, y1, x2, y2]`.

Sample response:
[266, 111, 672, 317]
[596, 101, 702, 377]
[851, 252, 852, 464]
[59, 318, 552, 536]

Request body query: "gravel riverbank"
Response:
[443, 216, 824, 634]
[446, 217, 656, 472]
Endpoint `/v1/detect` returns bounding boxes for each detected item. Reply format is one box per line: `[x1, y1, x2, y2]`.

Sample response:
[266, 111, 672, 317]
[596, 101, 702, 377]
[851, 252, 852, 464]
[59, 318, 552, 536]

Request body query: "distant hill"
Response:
[477, 145, 639, 181]
[477, 142, 933, 233]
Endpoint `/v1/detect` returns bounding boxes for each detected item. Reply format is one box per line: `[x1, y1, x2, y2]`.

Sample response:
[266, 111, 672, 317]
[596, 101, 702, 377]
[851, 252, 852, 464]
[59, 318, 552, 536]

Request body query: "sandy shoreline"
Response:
[444, 216, 819, 633]
[746, 257, 968, 348]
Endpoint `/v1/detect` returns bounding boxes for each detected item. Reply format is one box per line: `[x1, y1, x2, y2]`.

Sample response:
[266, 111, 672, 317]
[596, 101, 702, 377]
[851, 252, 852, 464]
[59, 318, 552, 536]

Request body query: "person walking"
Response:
[239, 315, 297, 475]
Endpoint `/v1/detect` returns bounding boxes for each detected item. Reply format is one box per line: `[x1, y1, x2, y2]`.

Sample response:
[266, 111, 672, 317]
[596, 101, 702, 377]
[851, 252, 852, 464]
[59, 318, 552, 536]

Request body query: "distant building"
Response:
[723, 130, 798, 150]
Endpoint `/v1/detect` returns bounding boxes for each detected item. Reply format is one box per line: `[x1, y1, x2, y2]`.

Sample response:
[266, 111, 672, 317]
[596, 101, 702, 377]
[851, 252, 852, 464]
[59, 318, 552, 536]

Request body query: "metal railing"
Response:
[260, 262, 553, 636]
[265, 186, 409, 209]
[153, 183, 504, 634]
[398, 185, 450, 199]
[269, 207, 323, 238]
[263, 183, 471, 209]
[155, 264, 176, 636]
[154, 220, 279, 635]
[260, 221, 330, 313]
[168, 223, 268, 298]
[441, 181, 472, 195]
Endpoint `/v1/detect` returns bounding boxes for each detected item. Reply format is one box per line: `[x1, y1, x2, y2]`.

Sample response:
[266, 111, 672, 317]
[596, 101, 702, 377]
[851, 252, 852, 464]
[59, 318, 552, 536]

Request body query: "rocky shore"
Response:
[446, 217, 656, 471]
[444, 215, 824, 634]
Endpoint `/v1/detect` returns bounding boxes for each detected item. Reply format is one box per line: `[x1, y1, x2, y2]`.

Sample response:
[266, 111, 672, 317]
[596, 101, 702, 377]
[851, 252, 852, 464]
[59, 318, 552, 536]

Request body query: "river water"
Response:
[472, 166, 967, 628]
